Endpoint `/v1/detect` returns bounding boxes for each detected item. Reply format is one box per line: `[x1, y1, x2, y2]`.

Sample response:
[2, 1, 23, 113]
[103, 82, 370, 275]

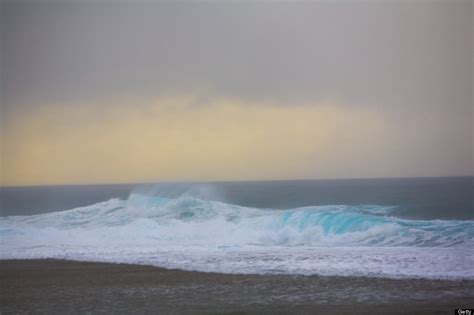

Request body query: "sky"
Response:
[1, 0, 473, 186]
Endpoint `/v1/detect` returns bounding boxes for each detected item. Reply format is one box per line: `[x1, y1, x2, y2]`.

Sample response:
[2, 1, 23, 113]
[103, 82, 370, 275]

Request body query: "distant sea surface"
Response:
[1, 177, 473, 279]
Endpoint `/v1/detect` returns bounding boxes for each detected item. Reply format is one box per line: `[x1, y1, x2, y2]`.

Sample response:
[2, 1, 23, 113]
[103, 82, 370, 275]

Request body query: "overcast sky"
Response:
[1, 0, 473, 186]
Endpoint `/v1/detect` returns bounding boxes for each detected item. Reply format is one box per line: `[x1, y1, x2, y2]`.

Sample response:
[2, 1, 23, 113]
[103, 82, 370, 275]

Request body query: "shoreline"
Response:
[1, 259, 473, 314]
[1, 256, 472, 281]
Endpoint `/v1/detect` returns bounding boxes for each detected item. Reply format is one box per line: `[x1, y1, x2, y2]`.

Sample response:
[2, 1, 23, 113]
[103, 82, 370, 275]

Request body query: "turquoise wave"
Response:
[2, 192, 473, 248]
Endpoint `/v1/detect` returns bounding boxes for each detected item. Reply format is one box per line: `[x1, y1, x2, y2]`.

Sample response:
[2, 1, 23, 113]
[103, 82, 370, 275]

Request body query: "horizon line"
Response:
[1, 175, 473, 189]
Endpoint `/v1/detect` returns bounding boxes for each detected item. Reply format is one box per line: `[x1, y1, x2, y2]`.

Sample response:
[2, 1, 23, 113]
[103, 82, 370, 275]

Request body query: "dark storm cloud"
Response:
[1, 0, 472, 110]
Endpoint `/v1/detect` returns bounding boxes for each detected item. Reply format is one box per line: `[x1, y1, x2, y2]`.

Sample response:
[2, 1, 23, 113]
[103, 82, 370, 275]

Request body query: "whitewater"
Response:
[1, 190, 473, 279]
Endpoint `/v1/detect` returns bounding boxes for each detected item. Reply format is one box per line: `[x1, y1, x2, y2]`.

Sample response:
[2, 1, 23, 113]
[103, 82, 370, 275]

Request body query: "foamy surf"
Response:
[1, 192, 473, 279]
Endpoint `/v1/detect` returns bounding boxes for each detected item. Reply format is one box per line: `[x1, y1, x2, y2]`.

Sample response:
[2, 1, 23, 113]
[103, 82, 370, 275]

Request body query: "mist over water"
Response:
[1, 177, 473, 279]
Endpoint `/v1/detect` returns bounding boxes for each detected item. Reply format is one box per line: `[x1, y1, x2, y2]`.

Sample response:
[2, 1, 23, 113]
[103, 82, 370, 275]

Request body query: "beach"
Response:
[1, 259, 472, 314]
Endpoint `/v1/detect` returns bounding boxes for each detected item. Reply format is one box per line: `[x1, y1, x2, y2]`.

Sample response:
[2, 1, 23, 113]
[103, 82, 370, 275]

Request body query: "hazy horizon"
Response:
[1, 1, 473, 186]
[2, 175, 473, 189]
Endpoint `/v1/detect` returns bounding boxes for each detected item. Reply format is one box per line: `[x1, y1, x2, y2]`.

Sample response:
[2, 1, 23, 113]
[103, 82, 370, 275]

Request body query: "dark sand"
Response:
[1, 259, 472, 314]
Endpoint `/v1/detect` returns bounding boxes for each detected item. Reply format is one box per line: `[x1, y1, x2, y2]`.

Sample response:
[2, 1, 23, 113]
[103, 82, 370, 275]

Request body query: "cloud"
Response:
[3, 95, 472, 186]
[2, 97, 381, 185]
[1, 1, 472, 185]
[2, 1, 471, 109]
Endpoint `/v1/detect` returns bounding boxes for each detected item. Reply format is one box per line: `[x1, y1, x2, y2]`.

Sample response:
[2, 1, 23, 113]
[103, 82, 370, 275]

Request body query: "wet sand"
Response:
[1, 259, 472, 314]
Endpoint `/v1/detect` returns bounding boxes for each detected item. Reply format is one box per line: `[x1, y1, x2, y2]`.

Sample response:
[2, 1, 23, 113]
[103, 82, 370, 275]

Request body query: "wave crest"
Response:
[2, 192, 473, 248]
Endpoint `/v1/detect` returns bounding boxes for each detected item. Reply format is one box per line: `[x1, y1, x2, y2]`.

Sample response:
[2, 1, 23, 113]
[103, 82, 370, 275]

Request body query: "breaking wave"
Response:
[1, 190, 473, 279]
[2, 193, 472, 247]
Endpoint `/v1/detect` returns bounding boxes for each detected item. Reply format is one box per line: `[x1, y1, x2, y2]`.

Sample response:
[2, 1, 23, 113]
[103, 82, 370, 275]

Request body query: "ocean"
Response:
[1, 177, 473, 280]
